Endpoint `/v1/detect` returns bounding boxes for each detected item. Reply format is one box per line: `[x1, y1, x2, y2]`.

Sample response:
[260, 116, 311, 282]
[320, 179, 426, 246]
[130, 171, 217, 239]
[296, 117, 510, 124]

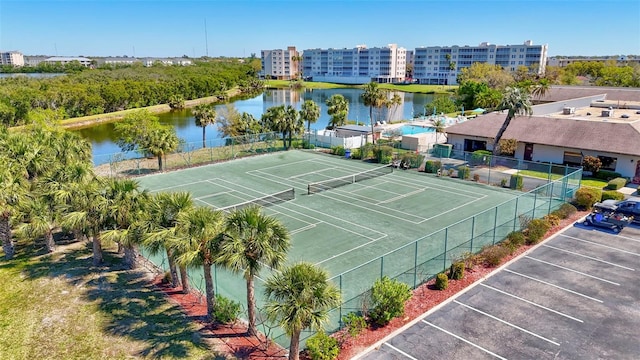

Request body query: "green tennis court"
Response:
[136, 150, 574, 344]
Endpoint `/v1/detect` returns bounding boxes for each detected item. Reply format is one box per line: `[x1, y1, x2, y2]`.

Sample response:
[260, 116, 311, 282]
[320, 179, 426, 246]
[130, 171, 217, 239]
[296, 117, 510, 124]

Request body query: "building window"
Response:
[564, 151, 582, 166]
[598, 156, 617, 171]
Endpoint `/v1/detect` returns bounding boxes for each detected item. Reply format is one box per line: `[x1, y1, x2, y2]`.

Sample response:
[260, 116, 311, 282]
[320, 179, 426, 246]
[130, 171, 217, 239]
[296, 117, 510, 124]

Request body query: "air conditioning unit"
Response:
[601, 109, 614, 117]
[563, 107, 575, 115]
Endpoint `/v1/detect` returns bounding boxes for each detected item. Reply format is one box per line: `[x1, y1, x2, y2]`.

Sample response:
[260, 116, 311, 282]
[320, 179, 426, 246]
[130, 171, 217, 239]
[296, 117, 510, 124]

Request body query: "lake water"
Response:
[0, 73, 65, 78]
[74, 88, 438, 163]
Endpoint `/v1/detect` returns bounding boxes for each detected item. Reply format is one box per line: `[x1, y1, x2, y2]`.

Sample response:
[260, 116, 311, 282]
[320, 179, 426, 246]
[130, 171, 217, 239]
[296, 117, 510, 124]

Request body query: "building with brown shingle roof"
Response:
[445, 86, 640, 183]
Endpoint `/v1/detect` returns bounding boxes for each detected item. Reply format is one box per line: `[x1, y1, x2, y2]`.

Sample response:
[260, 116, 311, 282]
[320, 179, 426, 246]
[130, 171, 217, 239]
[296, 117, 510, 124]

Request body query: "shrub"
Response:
[330, 146, 345, 156]
[498, 138, 517, 156]
[473, 173, 480, 182]
[213, 295, 242, 324]
[481, 245, 510, 267]
[401, 152, 425, 169]
[374, 146, 394, 164]
[457, 165, 471, 180]
[594, 170, 622, 181]
[543, 213, 561, 227]
[162, 271, 172, 284]
[606, 177, 627, 190]
[506, 231, 526, 248]
[582, 156, 602, 174]
[306, 331, 339, 360]
[526, 218, 551, 245]
[449, 261, 465, 280]
[350, 147, 362, 159]
[435, 273, 449, 290]
[575, 187, 602, 209]
[424, 160, 442, 173]
[601, 190, 625, 201]
[510, 174, 523, 190]
[369, 276, 412, 326]
[471, 150, 492, 165]
[500, 178, 507, 187]
[555, 203, 577, 219]
[302, 141, 316, 149]
[342, 312, 367, 338]
[447, 168, 455, 177]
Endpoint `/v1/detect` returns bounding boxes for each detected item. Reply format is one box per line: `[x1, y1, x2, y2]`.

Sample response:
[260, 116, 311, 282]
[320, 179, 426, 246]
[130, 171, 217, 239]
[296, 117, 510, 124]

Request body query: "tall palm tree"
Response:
[192, 104, 217, 148]
[218, 205, 291, 336]
[492, 86, 533, 155]
[174, 206, 225, 321]
[145, 126, 180, 171]
[299, 100, 320, 143]
[16, 194, 60, 253]
[430, 118, 447, 143]
[325, 94, 349, 129]
[262, 105, 287, 148]
[264, 262, 341, 360]
[385, 93, 402, 122]
[101, 178, 150, 269]
[0, 161, 28, 260]
[361, 82, 387, 144]
[283, 105, 303, 149]
[144, 192, 194, 292]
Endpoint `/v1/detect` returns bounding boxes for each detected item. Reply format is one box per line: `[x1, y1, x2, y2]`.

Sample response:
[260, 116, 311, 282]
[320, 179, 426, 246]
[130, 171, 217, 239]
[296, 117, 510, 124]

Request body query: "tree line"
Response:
[0, 123, 340, 360]
[0, 60, 263, 127]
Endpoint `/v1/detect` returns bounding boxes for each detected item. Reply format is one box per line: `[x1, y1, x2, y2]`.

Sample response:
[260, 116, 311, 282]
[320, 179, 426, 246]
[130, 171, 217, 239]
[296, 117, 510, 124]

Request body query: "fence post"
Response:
[413, 241, 418, 288]
[470, 217, 475, 253]
[443, 228, 448, 271]
[513, 197, 519, 232]
[493, 206, 499, 245]
[548, 162, 552, 183]
[532, 191, 538, 219]
[380, 256, 384, 279]
[339, 275, 343, 326]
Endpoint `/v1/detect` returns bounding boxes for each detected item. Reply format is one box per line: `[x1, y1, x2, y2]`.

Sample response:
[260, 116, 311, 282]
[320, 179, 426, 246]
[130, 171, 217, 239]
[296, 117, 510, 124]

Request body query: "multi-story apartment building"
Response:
[0, 51, 25, 66]
[261, 46, 300, 80]
[44, 56, 93, 67]
[413, 40, 548, 85]
[302, 44, 407, 84]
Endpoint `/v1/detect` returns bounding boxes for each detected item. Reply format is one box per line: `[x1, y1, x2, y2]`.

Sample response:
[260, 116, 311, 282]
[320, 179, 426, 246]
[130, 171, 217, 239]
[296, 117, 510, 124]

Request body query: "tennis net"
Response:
[219, 188, 295, 212]
[308, 165, 393, 194]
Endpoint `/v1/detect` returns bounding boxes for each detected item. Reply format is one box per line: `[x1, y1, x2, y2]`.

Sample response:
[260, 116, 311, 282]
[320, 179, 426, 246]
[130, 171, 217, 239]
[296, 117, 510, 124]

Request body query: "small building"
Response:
[44, 56, 93, 67]
[0, 51, 25, 66]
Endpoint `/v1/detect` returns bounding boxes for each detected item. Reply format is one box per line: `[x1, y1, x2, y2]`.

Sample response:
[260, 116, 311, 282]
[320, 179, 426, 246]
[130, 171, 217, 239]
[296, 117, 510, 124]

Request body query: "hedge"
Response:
[575, 187, 602, 209]
[606, 177, 627, 190]
[601, 190, 625, 201]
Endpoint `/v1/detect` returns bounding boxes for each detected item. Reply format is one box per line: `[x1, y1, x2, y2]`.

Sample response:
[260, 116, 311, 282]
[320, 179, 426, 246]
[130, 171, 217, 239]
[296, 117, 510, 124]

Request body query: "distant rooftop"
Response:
[546, 102, 640, 123]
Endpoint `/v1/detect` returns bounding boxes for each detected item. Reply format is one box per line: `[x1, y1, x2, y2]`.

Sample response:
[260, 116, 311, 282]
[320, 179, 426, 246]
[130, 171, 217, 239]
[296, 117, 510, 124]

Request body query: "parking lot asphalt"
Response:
[356, 222, 640, 360]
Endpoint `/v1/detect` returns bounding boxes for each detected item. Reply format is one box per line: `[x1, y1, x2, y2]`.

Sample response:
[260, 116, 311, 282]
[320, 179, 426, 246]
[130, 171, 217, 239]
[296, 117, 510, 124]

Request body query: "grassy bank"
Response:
[265, 79, 456, 94]
[0, 239, 216, 360]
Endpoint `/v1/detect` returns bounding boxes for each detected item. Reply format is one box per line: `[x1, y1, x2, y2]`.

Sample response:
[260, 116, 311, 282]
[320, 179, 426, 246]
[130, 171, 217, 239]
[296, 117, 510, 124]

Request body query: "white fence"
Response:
[306, 130, 367, 149]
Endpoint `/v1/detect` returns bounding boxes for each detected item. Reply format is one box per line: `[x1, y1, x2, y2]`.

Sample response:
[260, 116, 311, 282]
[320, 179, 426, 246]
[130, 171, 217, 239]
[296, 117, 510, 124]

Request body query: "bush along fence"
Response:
[93, 132, 284, 177]
[289, 166, 583, 346]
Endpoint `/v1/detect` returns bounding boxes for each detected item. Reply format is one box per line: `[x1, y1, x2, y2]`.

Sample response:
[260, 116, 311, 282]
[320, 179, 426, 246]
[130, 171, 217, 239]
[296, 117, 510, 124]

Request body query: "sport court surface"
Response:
[136, 150, 521, 308]
[358, 223, 640, 360]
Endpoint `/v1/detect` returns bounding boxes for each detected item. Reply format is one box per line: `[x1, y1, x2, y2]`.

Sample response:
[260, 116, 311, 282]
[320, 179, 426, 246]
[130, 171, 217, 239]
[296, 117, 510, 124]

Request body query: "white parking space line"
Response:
[524, 256, 620, 286]
[614, 233, 640, 244]
[479, 284, 583, 323]
[559, 234, 640, 257]
[422, 320, 508, 360]
[382, 343, 418, 360]
[541, 244, 635, 271]
[504, 269, 603, 303]
[453, 301, 560, 346]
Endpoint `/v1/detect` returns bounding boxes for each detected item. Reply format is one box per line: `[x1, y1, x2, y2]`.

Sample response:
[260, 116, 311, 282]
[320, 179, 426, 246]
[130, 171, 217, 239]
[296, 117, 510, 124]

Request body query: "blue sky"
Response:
[1, 0, 639, 58]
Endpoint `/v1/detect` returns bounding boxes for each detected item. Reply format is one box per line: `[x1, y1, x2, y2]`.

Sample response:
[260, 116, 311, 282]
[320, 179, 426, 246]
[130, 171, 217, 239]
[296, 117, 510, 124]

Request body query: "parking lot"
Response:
[357, 222, 640, 360]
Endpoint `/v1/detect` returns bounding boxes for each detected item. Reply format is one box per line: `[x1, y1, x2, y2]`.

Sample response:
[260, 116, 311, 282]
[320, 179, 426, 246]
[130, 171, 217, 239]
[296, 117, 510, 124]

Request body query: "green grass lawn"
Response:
[581, 177, 609, 189]
[516, 170, 609, 189]
[0, 239, 218, 360]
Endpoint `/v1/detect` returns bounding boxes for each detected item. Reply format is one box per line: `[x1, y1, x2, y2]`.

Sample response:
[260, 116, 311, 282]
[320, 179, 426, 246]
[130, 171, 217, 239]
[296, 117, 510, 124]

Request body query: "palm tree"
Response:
[0, 161, 28, 260]
[492, 86, 533, 155]
[145, 126, 180, 171]
[218, 205, 291, 336]
[192, 104, 217, 148]
[430, 118, 447, 143]
[16, 194, 59, 253]
[385, 93, 402, 122]
[262, 105, 287, 148]
[325, 94, 349, 129]
[361, 82, 387, 144]
[264, 262, 341, 360]
[283, 105, 303, 149]
[101, 178, 150, 269]
[174, 206, 225, 321]
[299, 100, 320, 144]
[144, 192, 194, 291]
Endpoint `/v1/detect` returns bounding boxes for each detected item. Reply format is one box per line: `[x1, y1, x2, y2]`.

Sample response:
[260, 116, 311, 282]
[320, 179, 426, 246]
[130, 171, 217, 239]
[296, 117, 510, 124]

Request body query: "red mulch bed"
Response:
[152, 211, 586, 360]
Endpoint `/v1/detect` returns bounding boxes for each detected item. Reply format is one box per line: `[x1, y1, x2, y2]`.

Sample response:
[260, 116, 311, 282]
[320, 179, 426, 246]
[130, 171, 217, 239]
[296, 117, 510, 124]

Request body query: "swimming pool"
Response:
[401, 124, 435, 135]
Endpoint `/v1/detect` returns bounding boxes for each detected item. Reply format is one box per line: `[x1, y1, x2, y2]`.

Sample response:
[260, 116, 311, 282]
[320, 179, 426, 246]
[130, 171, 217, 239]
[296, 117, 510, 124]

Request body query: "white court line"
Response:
[382, 343, 418, 360]
[377, 188, 427, 204]
[151, 179, 210, 192]
[194, 190, 236, 201]
[453, 300, 560, 346]
[289, 223, 317, 235]
[523, 256, 620, 286]
[541, 244, 635, 271]
[559, 234, 640, 257]
[479, 284, 583, 323]
[504, 269, 603, 303]
[421, 320, 508, 360]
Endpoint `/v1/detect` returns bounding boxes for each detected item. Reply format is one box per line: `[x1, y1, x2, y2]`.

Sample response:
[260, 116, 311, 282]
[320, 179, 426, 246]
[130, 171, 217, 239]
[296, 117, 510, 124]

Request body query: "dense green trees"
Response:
[0, 60, 261, 127]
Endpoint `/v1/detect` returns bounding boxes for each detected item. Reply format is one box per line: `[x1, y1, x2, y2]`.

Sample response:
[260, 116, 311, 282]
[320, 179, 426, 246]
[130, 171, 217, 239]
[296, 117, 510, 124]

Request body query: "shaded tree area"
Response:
[0, 60, 262, 127]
